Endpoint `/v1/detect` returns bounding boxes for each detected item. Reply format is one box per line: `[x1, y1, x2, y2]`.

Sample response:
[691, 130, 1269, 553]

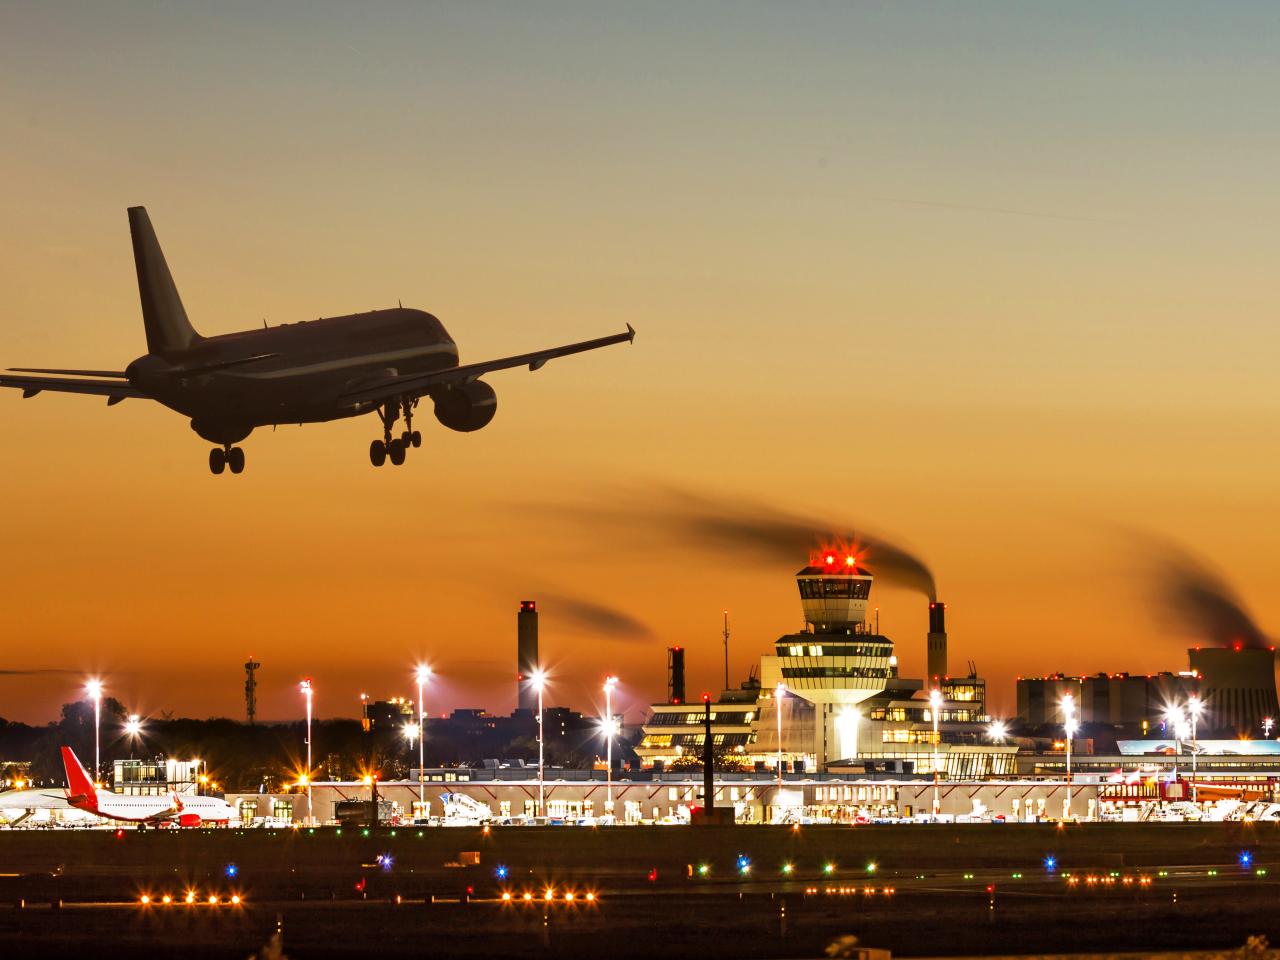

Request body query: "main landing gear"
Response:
[209, 445, 245, 475]
[369, 398, 421, 468]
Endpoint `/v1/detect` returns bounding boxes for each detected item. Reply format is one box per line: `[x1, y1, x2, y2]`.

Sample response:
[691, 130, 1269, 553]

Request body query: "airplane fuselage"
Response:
[126, 308, 457, 444]
[78, 791, 235, 826]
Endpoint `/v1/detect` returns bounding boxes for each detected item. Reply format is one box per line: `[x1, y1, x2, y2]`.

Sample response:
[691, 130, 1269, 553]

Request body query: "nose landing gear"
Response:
[209, 445, 246, 475]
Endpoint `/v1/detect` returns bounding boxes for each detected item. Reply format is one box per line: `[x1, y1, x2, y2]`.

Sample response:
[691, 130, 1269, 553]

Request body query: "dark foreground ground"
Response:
[3, 822, 1279, 959]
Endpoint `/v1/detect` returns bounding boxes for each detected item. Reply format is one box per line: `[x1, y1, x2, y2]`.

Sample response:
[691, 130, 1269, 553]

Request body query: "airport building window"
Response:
[271, 799, 293, 821]
[798, 579, 872, 600]
[782, 666, 890, 680]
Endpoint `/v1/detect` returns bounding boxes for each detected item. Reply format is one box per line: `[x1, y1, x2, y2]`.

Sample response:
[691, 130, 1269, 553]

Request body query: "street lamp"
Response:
[603, 676, 619, 815]
[1062, 693, 1078, 820]
[987, 720, 1008, 744]
[930, 688, 943, 820]
[1187, 696, 1203, 804]
[775, 682, 786, 790]
[85, 679, 103, 786]
[1264, 717, 1275, 739]
[415, 665, 431, 819]
[299, 679, 314, 826]
[530, 668, 547, 817]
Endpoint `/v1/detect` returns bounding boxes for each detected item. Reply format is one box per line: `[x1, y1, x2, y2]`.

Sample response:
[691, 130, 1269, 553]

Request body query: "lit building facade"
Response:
[1017, 672, 1200, 729]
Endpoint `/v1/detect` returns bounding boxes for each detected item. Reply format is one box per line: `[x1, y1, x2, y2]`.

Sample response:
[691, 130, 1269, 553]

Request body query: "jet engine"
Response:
[433, 381, 497, 432]
[177, 813, 203, 828]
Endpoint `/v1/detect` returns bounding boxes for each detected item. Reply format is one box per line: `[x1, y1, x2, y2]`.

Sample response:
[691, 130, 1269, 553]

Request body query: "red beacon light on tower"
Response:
[815, 550, 860, 570]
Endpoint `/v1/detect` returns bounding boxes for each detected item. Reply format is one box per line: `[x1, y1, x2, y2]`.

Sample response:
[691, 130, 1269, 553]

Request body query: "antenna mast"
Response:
[722, 610, 730, 692]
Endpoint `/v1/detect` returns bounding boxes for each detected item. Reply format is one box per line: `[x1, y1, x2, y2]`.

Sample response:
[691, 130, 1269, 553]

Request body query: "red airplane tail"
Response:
[61, 746, 99, 810]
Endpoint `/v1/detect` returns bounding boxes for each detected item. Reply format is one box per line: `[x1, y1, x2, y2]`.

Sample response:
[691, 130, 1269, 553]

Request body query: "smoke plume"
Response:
[541, 593, 654, 642]
[0, 669, 79, 676]
[1150, 544, 1270, 649]
[624, 488, 936, 600]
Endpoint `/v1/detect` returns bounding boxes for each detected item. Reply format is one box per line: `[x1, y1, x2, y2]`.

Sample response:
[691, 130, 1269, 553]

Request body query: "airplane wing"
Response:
[0, 373, 148, 404]
[9, 367, 129, 378]
[0, 789, 73, 810]
[338, 325, 635, 406]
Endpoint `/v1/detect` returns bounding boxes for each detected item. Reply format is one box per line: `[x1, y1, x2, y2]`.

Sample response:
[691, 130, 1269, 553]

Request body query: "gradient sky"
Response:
[3, 2, 1280, 726]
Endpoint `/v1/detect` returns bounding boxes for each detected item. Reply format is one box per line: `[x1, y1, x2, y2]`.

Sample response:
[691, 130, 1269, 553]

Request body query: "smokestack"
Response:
[668, 647, 686, 704]
[517, 600, 538, 712]
[927, 601, 948, 685]
[244, 657, 260, 725]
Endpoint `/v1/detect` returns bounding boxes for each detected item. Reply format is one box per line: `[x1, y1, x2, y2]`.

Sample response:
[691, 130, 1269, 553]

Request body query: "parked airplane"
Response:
[1, 207, 634, 474]
[61, 746, 234, 827]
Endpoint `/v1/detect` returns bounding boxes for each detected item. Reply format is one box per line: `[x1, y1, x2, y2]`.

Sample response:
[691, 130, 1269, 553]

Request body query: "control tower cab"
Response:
[762, 552, 897, 707]
[797, 552, 875, 632]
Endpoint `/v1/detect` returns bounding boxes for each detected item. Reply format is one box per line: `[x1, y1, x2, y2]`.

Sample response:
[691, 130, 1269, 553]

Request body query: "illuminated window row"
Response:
[782, 667, 891, 680]
[779, 644, 892, 657]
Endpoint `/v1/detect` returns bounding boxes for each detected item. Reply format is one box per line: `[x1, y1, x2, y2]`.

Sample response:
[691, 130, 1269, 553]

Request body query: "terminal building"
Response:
[639, 551, 1016, 779]
[1017, 647, 1279, 738]
[1017, 672, 1199, 730]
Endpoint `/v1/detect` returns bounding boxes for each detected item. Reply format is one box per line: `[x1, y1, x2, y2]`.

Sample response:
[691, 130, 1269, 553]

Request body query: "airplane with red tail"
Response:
[61, 746, 234, 827]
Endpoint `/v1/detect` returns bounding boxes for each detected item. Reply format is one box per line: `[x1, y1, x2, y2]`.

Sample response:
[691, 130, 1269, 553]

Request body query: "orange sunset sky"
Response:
[3, 3, 1280, 725]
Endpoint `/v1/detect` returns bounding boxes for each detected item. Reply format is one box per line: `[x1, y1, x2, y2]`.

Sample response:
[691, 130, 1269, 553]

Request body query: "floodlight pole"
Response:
[416, 667, 430, 817]
[301, 679, 314, 826]
[930, 689, 942, 820]
[775, 683, 785, 790]
[604, 676, 618, 815]
[537, 678, 545, 817]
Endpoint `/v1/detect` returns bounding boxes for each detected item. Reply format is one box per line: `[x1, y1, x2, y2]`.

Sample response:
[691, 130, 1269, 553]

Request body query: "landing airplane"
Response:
[1, 207, 634, 474]
[61, 746, 234, 827]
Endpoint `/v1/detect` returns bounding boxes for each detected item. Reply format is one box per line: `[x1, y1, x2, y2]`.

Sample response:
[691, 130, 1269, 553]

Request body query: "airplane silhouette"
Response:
[1, 208, 634, 474]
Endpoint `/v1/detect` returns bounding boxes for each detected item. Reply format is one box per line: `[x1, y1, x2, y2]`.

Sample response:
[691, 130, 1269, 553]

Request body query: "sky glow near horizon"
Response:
[2, 2, 1280, 724]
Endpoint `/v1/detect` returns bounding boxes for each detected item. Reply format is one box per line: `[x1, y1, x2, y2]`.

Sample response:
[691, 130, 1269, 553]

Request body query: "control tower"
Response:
[759, 551, 899, 765]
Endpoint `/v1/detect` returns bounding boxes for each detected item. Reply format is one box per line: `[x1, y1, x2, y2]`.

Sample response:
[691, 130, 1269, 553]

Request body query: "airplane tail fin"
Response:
[60, 746, 98, 807]
[127, 206, 202, 355]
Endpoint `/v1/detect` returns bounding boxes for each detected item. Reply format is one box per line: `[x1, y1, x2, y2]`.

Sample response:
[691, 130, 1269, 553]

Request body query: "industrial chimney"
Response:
[244, 657, 260, 725]
[927, 602, 948, 686]
[668, 646, 686, 704]
[517, 600, 539, 712]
